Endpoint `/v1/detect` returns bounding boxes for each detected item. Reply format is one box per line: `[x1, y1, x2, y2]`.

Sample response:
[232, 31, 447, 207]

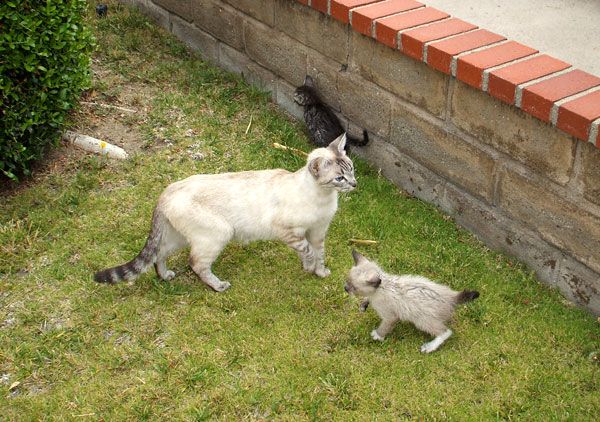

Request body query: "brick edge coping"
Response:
[301, 0, 600, 148]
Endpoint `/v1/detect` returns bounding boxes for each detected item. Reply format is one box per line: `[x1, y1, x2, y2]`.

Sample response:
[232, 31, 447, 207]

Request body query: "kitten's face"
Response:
[293, 75, 319, 106]
[308, 134, 357, 192]
[344, 250, 382, 297]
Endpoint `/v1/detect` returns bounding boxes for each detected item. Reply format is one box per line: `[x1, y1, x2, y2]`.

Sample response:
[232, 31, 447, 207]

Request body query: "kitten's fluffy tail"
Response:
[346, 129, 369, 147]
[456, 289, 480, 304]
[93, 210, 164, 284]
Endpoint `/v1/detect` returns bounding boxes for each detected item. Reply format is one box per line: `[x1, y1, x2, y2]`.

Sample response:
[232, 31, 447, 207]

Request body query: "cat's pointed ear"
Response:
[304, 75, 315, 87]
[367, 275, 381, 288]
[308, 157, 331, 178]
[329, 133, 347, 154]
[351, 249, 368, 265]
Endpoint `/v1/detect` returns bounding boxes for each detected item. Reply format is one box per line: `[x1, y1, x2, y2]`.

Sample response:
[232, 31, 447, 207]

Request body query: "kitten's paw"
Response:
[371, 329, 384, 341]
[359, 300, 369, 312]
[162, 270, 176, 281]
[214, 281, 231, 292]
[420, 341, 438, 354]
[314, 267, 331, 278]
[302, 262, 316, 273]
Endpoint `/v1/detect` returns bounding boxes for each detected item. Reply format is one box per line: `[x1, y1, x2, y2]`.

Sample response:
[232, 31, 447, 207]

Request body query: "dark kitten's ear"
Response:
[304, 75, 315, 87]
[329, 133, 347, 154]
[367, 275, 381, 288]
[352, 249, 367, 265]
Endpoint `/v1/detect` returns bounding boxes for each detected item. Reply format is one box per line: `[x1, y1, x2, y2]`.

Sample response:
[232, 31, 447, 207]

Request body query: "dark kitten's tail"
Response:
[93, 210, 164, 284]
[346, 129, 369, 147]
[456, 290, 480, 305]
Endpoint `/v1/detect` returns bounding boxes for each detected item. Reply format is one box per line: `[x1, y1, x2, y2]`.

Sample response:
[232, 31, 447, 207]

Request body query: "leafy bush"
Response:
[0, 0, 94, 181]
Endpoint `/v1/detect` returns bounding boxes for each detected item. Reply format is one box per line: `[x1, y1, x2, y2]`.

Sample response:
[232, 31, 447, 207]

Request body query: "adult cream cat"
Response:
[94, 134, 356, 292]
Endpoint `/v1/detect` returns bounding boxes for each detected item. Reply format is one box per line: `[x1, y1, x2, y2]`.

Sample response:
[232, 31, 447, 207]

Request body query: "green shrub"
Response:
[0, 0, 94, 181]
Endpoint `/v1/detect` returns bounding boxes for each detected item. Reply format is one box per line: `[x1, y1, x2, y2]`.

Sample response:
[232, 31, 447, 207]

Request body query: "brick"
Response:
[557, 258, 600, 316]
[141, 0, 170, 28]
[356, 136, 446, 205]
[171, 15, 219, 63]
[153, 0, 192, 21]
[350, 0, 422, 37]
[426, 29, 505, 74]
[274, 0, 349, 63]
[222, 0, 275, 26]
[451, 81, 575, 185]
[219, 43, 277, 100]
[296, 0, 309, 4]
[330, 0, 381, 23]
[337, 72, 393, 137]
[401, 18, 476, 61]
[307, 54, 345, 111]
[488, 55, 571, 105]
[499, 170, 600, 275]
[189, 0, 244, 51]
[375, 7, 448, 49]
[389, 100, 496, 202]
[440, 184, 562, 285]
[311, 0, 329, 13]
[581, 140, 600, 206]
[244, 20, 307, 86]
[520, 70, 600, 122]
[276, 79, 305, 120]
[457, 41, 538, 89]
[557, 90, 600, 141]
[350, 31, 448, 117]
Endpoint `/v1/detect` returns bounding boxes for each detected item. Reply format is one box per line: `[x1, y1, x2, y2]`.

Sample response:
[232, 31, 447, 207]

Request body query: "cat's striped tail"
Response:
[94, 210, 164, 284]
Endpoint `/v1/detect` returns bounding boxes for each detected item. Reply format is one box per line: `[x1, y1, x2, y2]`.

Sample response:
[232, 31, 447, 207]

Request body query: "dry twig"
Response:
[272, 142, 308, 157]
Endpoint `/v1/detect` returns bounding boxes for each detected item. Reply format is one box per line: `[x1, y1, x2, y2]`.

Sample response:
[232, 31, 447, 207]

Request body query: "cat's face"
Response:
[344, 250, 382, 297]
[293, 75, 319, 106]
[307, 134, 357, 192]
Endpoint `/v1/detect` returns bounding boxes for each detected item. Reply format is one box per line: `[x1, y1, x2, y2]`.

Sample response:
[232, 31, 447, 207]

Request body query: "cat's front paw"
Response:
[214, 281, 231, 292]
[162, 270, 176, 281]
[371, 329, 384, 341]
[314, 267, 331, 278]
[359, 299, 369, 312]
[302, 260, 316, 273]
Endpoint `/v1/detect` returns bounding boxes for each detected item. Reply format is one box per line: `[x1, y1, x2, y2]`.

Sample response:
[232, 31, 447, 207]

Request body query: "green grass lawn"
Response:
[1, 2, 598, 420]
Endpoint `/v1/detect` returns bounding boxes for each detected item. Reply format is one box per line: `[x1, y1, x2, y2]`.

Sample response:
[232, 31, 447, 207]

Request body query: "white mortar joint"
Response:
[514, 67, 573, 108]
[481, 53, 541, 92]
[450, 39, 508, 77]
[550, 85, 600, 126]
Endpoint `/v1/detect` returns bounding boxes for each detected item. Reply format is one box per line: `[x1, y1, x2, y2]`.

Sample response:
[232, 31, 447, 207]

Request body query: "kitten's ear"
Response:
[367, 275, 381, 288]
[329, 133, 347, 154]
[351, 249, 368, 265]
[308, 157, 331, 177]
[304, 75, 315, 87]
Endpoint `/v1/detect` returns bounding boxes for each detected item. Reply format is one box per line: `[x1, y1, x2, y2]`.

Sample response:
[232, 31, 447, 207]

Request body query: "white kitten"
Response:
[345, 250, 479, 353]
[95, 134, 356, 291]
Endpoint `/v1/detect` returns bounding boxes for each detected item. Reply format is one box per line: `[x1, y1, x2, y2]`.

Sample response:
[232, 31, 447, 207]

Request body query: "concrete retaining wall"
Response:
[123, 0, 600, 315]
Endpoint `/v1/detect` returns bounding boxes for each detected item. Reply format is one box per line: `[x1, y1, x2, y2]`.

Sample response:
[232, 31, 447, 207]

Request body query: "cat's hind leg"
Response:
[306, 224, 330, 278]
[186, 216, 233, 292]
[154, 220, 187, 281]
[169, 206, 233, 292]
[415, 319, 452, 353]
[420, 329, 453, 353]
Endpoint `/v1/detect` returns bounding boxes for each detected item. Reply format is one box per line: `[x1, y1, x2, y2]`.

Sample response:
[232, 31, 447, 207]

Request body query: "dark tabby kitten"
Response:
[294, 75, 369, 150]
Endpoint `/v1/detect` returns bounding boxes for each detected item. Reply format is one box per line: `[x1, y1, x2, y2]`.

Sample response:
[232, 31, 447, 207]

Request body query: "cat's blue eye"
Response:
[335, 176, 345, 182]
